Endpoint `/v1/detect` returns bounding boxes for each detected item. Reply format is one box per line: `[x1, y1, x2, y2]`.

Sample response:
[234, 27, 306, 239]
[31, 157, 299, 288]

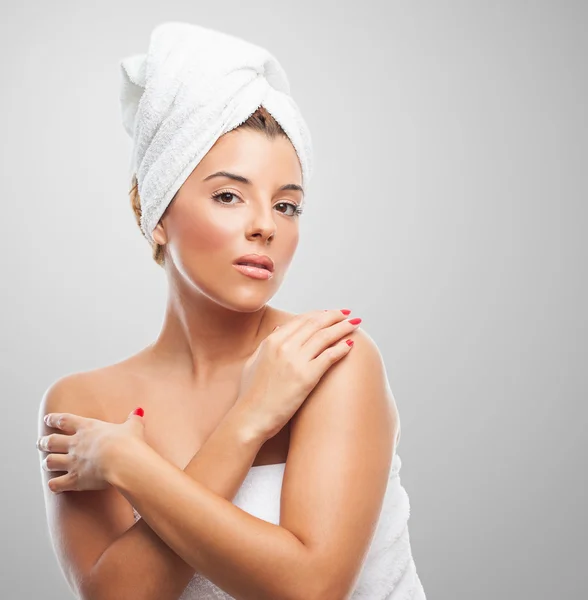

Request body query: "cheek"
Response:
[283, 229, 299, 258]
[175, 204, 236, 253]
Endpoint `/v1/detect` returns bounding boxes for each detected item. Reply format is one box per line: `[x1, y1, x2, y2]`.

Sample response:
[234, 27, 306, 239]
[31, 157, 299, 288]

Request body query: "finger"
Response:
[127, 407, 145, 419]
[271, 309, 351, 346]
[37, 433, 72, 453]
[301, 315, 362, 360]
[309, 336, 355, 380]
[42, 452, 71, 473]
[126, 407, 146, 433]
[43, 413, 84, 434]
[287, 309, 357, 348]
[48, 472, 77, 494]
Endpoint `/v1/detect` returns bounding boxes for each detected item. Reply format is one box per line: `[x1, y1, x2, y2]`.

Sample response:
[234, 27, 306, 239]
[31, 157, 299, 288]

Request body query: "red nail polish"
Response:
[348, 317, 362, 325]
[133, 407, 144, 417]
[340, 309, 351, 315]
[346, 339, 354, 347]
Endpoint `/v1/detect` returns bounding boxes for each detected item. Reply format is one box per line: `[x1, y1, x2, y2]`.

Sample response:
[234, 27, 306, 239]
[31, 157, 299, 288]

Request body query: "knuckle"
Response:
[314, 328, 330, 345]
[266, 334, 279, 348]
[307, 314, 322, 327]
[273, 340, 292, 361]
[321, 345, 335, 359]
[325, 345, 341, 361]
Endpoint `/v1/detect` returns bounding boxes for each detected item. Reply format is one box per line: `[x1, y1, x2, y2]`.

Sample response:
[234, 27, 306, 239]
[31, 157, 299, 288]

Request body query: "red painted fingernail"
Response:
[340, 309, 351, 315]
[346, 339, 354, 347]
[133, 407, 144, 417]
[348, 317, 362, 325]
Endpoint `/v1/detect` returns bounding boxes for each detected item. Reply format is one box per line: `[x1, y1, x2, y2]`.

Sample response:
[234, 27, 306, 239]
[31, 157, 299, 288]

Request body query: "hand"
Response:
[37, 408, 146, 494]
[235, 309, 361, 441]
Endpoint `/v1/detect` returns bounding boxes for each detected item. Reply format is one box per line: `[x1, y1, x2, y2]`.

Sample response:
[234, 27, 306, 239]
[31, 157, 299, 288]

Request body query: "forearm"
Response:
[106, 437, 318, 600]
[84, 408, 265, 600]
[182, 405, 265, 499]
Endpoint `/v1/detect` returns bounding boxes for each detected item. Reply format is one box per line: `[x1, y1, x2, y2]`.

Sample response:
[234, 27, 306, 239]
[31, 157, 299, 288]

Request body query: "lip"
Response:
[233, 253, 275, 273]
[233, 264, 273, 280]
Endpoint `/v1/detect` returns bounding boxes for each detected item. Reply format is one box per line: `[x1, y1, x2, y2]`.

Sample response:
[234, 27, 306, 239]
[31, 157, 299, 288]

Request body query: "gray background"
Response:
[1, 0, 586, 598]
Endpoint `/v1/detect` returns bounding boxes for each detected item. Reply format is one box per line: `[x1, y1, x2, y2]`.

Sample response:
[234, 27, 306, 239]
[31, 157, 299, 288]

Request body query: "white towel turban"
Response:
[119, 21, 314, 244]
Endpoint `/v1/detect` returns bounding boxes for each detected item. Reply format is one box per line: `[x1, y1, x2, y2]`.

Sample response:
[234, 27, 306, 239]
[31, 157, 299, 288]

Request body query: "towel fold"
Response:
[119, 21, 313, 243]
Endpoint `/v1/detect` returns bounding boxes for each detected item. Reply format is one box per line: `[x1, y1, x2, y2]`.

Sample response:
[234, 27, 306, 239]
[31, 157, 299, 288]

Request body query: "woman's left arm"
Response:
[108, 327, 397, 600]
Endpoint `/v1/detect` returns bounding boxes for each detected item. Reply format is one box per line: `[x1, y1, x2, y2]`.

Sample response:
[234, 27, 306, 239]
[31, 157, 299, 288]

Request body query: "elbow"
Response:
[76, 581, 96, 600]
[58, 573, 95, 600]
[77, 572, 128, 600]
[78, 577, 106, 600]
[311, 583, 351, 600]
[299, 567, 352, 600]
[310, 564, 358, 600]
[301, 586, 348, 600]
[79, 584, 125, 600]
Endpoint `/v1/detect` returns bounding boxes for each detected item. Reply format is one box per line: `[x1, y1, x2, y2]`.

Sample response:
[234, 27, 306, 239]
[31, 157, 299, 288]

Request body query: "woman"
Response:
[36, 22, 426, 599]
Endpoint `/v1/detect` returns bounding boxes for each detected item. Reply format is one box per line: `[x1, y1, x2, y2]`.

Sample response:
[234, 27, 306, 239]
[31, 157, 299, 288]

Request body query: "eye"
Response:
[211, 190, 241, 205]
[211, 190, 304, 217]
[275, 202, 304, 217]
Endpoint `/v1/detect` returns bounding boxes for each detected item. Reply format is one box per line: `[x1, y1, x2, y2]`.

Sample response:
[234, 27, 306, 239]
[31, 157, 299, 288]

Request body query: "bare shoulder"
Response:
[38, 371, 106, 426]
[269, 309, 402, 444]
[292, 326, 400, 441]
[37, 354, 146, 427]
[345, 327, 401, 443]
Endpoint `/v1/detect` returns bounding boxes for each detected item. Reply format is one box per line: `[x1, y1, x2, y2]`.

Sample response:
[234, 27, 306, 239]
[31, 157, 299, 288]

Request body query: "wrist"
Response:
[223, 403, 268, 448]
[103, 437, 149, 487]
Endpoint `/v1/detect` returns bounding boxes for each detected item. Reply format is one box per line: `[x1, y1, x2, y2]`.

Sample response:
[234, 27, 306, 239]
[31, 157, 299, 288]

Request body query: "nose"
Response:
[246, 205, 277, 244]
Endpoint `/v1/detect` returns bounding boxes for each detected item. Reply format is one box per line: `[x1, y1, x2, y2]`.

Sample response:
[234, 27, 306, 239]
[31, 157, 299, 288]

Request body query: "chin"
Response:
[224, 292, 277, 313]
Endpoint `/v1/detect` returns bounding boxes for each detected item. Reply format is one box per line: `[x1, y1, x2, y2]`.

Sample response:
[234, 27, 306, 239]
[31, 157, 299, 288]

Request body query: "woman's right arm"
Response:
[38, 374, 266, 600]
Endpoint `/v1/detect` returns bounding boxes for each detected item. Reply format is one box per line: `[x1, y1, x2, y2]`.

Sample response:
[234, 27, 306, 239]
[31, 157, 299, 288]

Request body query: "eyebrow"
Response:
[203, 171, 304, 196]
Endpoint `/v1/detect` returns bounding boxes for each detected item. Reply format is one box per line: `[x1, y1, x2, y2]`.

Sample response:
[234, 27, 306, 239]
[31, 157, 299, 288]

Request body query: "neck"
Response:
[148, 282, 274, 387]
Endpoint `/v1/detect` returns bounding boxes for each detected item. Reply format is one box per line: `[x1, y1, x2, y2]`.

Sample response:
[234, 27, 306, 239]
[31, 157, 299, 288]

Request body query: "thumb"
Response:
[127, 407, 145, 420]
[125, 408, 146, 439]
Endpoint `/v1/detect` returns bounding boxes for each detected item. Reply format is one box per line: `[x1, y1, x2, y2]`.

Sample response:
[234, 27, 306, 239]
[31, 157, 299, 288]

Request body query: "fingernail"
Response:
[133, 407, 144, 417]
[348, 317, 362, 325]
[346, 339, 354, 347]
[340, 309, 351, 315]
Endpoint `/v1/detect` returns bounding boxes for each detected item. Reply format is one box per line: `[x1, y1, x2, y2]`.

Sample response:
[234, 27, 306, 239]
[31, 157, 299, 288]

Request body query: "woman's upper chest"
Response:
[100, 363, 289, 469]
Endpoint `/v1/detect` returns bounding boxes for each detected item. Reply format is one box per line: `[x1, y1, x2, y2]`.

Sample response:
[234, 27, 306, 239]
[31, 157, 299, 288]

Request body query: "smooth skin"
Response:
[37, 128, 400, 600]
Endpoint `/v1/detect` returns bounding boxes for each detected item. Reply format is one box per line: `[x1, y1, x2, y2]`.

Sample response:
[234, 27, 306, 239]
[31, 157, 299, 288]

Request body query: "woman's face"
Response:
[152, 128, 304, 311]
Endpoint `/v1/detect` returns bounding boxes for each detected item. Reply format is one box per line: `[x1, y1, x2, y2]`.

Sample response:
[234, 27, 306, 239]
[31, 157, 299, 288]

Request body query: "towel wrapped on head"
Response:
[119, 21, 314, 244]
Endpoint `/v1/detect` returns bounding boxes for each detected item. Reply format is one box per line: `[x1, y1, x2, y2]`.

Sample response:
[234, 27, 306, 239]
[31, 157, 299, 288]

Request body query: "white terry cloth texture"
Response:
[119, 21, 314, 244]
